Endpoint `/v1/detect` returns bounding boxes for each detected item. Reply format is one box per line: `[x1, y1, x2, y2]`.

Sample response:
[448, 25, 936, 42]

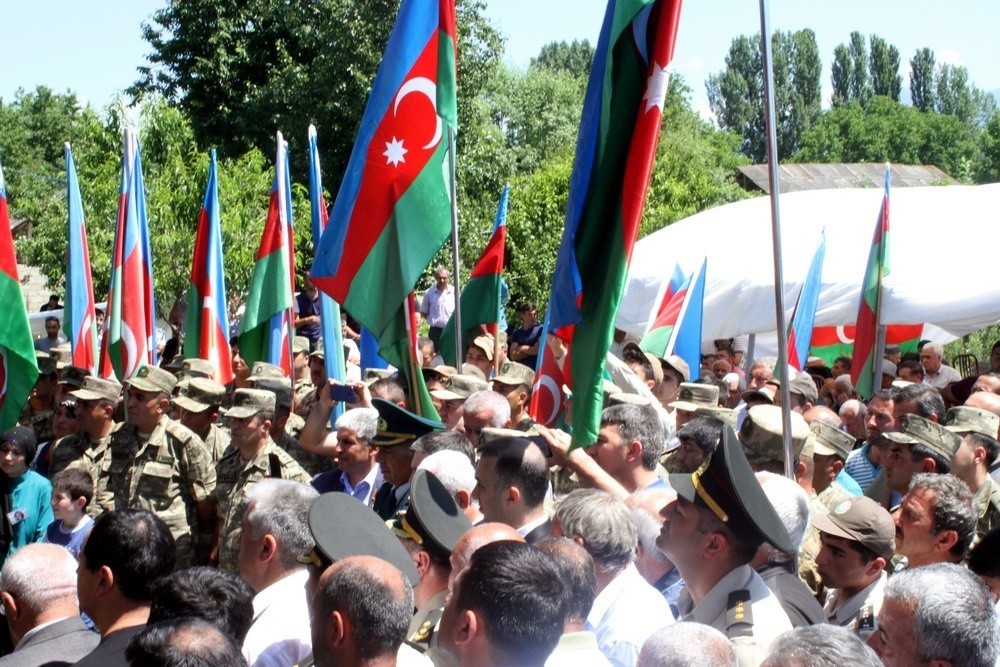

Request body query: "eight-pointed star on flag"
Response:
[643, 62, 670, 113]
[383, 137, 408, 167]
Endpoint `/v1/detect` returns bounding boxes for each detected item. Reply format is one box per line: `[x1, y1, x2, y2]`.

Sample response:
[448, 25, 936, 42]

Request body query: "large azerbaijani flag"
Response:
[184, 149, 233, 384]
[307, 125, 346, 421]
[311, 0, 457, 355]
[0, 158, 40, 431]
[99, 129, 156, 380]
[810, 324, 923, 367]
[546, 0, 685, 448]
[639, 259, 705, 381]
[786, 232, 826, 372]
[438, 185, 508, 366]
[240, 133, 296, 375]
[850, 165, 891, 399]
[63, 143, 98, 373]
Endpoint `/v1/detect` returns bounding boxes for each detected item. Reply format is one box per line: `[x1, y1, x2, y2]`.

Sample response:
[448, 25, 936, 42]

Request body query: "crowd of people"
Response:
[3, 289, 1000, 667]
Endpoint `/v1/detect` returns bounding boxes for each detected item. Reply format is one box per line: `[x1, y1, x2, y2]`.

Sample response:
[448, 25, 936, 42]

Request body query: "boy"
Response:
[44, 468, 94, 557]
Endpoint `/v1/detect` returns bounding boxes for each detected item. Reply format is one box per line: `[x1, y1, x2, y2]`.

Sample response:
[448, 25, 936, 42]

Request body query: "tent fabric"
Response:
[617, 183, 1000, 342]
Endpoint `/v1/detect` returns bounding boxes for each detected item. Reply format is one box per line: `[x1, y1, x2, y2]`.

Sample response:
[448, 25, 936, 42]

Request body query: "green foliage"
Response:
[869, 35, 901, 101]
[909, 48, 936, 112]
[975, 111, 1000, 183]
[531, 39, 595, 79]
[706, 29, 821, 162]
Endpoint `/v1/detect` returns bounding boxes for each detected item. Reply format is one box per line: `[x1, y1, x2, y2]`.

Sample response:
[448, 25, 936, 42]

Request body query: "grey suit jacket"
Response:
[0, 615, 99, 667]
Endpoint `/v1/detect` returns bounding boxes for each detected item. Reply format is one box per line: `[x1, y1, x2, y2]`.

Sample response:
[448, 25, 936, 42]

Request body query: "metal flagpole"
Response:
[758, 0, 795, 480]
[448, 126, 463, 366]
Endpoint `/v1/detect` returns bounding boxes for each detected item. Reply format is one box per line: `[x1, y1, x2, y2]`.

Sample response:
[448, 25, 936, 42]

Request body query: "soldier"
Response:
[253, 376, 326, 476]
[370, 399, 444, 521]
[944, 406, 1000, 544]
[294, 348, 327, 421]
[108, 364, 216, 568]
[291, 336, 314, 407]
[212, 389, 310, 573]
[50, 376, 122, 516]
[657, 425, 794, 666]
[490, 361, 537, 431]
[811, 421, 858, 509]
[669, 383, 720, 431]
[19, 353, 58, 443]
[391, 469, 472, 651]
[173, 377, 231, 463]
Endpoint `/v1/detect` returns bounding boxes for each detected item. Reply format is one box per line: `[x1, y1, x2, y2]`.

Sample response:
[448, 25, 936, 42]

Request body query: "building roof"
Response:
[737, 163, 956, 193]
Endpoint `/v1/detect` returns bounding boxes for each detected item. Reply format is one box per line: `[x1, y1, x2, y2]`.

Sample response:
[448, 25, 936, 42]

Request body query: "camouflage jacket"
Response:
[974, 477, 1000, 546]
[48, 426, 120, 517]
[19, 400, 55, 443]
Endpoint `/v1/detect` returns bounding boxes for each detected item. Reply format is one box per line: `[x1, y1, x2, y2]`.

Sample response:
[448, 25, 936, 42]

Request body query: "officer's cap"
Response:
[392, 469, 472, 561]
[372, 398, 443, 447]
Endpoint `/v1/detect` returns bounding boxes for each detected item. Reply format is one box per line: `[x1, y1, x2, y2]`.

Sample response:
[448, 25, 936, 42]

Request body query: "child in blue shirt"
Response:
[43, 468, 94, 558]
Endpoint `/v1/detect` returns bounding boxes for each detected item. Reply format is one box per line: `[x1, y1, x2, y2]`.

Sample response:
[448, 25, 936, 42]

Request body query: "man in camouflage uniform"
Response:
[253, 376, 327, 476]
[108, 364, 217, 568]
[173, 377, 232, 463]
[294, 348, 326, 421]
[49, 376, 122, 516]
[811, 421, 857, 510]
[19, 353, 58, 443]
[291, 336, 314, 408]
[490, 361, 538, 431]
[212, 389, 310, 573]
[945, 406, 1000, 545]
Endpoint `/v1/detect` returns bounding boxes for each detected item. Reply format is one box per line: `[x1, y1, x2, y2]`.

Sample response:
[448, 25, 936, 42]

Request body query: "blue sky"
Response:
[1, 0, 997, 120]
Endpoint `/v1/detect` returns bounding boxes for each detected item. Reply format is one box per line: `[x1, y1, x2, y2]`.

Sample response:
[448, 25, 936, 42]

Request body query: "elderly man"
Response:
[895, 473, 976, 569]
[868, 563, 998, 667]
[311, 407, 382, 503]
[420, 267, 455, 349]
[213, 389, 310, 572]
[239, 479, 319, 667]
[473, 436, 551, 543]
[461, 390, 511, 447]
[812, 496, 894, 640]
[417, 450, 483, 524]
[657, 426, 794, 666]
[107, 364, 216, 568]
[0, 543, 98, 666]
[919, 342, 961, 389]
[554, 489, 673, 667]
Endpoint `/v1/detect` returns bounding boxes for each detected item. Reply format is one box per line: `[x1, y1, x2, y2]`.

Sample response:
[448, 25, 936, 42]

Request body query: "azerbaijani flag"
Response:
[308, 125, 346, 420]
[99, 129, 157, 381]
[240, 133, 295, 375]
[547, 0, 685, 448]
[787, 232, 826, 372]
[810, 324, 923, 368]
[638, 264, 691, 358]
[438, 185, 508, 366]
[310, 0, 457, 352]
[63, 143, 98, 374]
[0, 158, 40, 431]
[184, 150, 233, 384]
[640, 259, 705, 380]
[851, 165, 891, 399]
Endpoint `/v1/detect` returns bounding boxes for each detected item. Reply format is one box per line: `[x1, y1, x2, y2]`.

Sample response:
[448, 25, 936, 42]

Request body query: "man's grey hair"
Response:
[882, 562, 999, 667]
[601, 403, 666, 470]
[752, 357, 777, 374]
[463, 390, 511, 427]
[763, 625, 881, 667]
[833, 374, 854, 395]
[908, 473, 976, 560]
[554, 488, 636, 574]
[839, 399, 866, 421]
[417, 450, 476, 500]
[243, 479, 319, 570]
[638, 622, 736, 667]
[334, 407, 378, 443]
[755, 472, 810, 564]
[0, 543, 78, 613]
[630, 507, 671, 565]
[923, 342, 944, 358]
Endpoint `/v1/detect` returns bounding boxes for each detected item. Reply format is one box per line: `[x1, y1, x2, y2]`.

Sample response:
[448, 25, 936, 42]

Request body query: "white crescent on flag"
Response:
[394, 77, 442, 150]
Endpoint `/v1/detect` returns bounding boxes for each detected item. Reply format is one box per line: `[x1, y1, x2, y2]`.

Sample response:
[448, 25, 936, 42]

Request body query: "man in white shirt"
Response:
[420, 267, 455, 350]
[310, 408, 383, 503]
[920, 343, 962, 389]
[239, 479, 319, 667]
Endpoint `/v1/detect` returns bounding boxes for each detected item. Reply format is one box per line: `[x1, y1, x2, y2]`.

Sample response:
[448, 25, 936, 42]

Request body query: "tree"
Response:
[848, 32, 872, 107]
[831, 31, 875, 108]
[869, 35, 901, 101]
[531, 39, 594, 79]
[976, 111, 1000, 183]
[706, 29, 821, 162]
[831, 44, 851, 107]
[910, 48, 936, 112]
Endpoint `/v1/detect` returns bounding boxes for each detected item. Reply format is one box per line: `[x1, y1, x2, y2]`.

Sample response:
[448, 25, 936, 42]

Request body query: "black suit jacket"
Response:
[0, 615, 99, 667]
[522, 517, 552, 545]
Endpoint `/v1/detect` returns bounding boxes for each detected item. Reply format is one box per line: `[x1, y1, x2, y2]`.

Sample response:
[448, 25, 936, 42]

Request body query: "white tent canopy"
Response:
[617, 183, 1000, 343]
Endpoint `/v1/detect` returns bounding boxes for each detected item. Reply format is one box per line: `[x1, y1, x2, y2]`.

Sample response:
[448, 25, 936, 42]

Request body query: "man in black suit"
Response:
[474, 436, 551, 543]
[0, 543, 98, 666]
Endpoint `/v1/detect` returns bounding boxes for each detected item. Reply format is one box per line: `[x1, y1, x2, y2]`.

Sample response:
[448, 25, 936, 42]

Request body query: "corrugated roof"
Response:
[737, 163, 956, 193]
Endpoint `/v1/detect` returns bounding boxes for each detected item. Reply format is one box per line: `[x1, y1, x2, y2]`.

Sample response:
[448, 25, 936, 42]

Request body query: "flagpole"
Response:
[758, 0, 795, 480]
[448, 126, 463, 366]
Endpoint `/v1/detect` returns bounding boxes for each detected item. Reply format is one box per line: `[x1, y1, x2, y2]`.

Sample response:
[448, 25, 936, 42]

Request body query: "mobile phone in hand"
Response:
[329, 384, 358, 403]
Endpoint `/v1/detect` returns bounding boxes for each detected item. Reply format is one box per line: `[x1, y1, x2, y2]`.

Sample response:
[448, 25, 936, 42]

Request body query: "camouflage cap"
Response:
[125, 364, 178, 395]
[478, 425, 541, 446]
[35, 351, 57, 376]
[225, 388, 276, 419]
[293, 336, 311, 355]
[741, 383, 776, 406]
[811, 496, 895, 561]
[253, 377, 294, 411]
[430, 374, 489, 402]
[173, 377, 226, 413]
[608, 392, 656, 408]
[363, 368, 396, 384]
[460, 363, 487, 381]
[181, 358, 215, 380]
[163, 354, 186, 373]
[669, 383, 719, 412]
[58, 365, 90, 389]
[695, 405, 737, 427]
[884, 414, 962, 460]
[50, 343, 72, 369]
[810, 421, 855, 461]
[470, 335, 495, 362]
[249, 361, 285, 380]
[70, 376, 122, 403]
[492, 361, 535, 388]
[945, 406, 1000, 438]
[738, 404, 811, 465]
[788, 373, 819, 403]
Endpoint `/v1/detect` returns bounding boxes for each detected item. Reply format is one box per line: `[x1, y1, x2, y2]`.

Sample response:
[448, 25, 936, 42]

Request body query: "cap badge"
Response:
[833, 499, 852, 515]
